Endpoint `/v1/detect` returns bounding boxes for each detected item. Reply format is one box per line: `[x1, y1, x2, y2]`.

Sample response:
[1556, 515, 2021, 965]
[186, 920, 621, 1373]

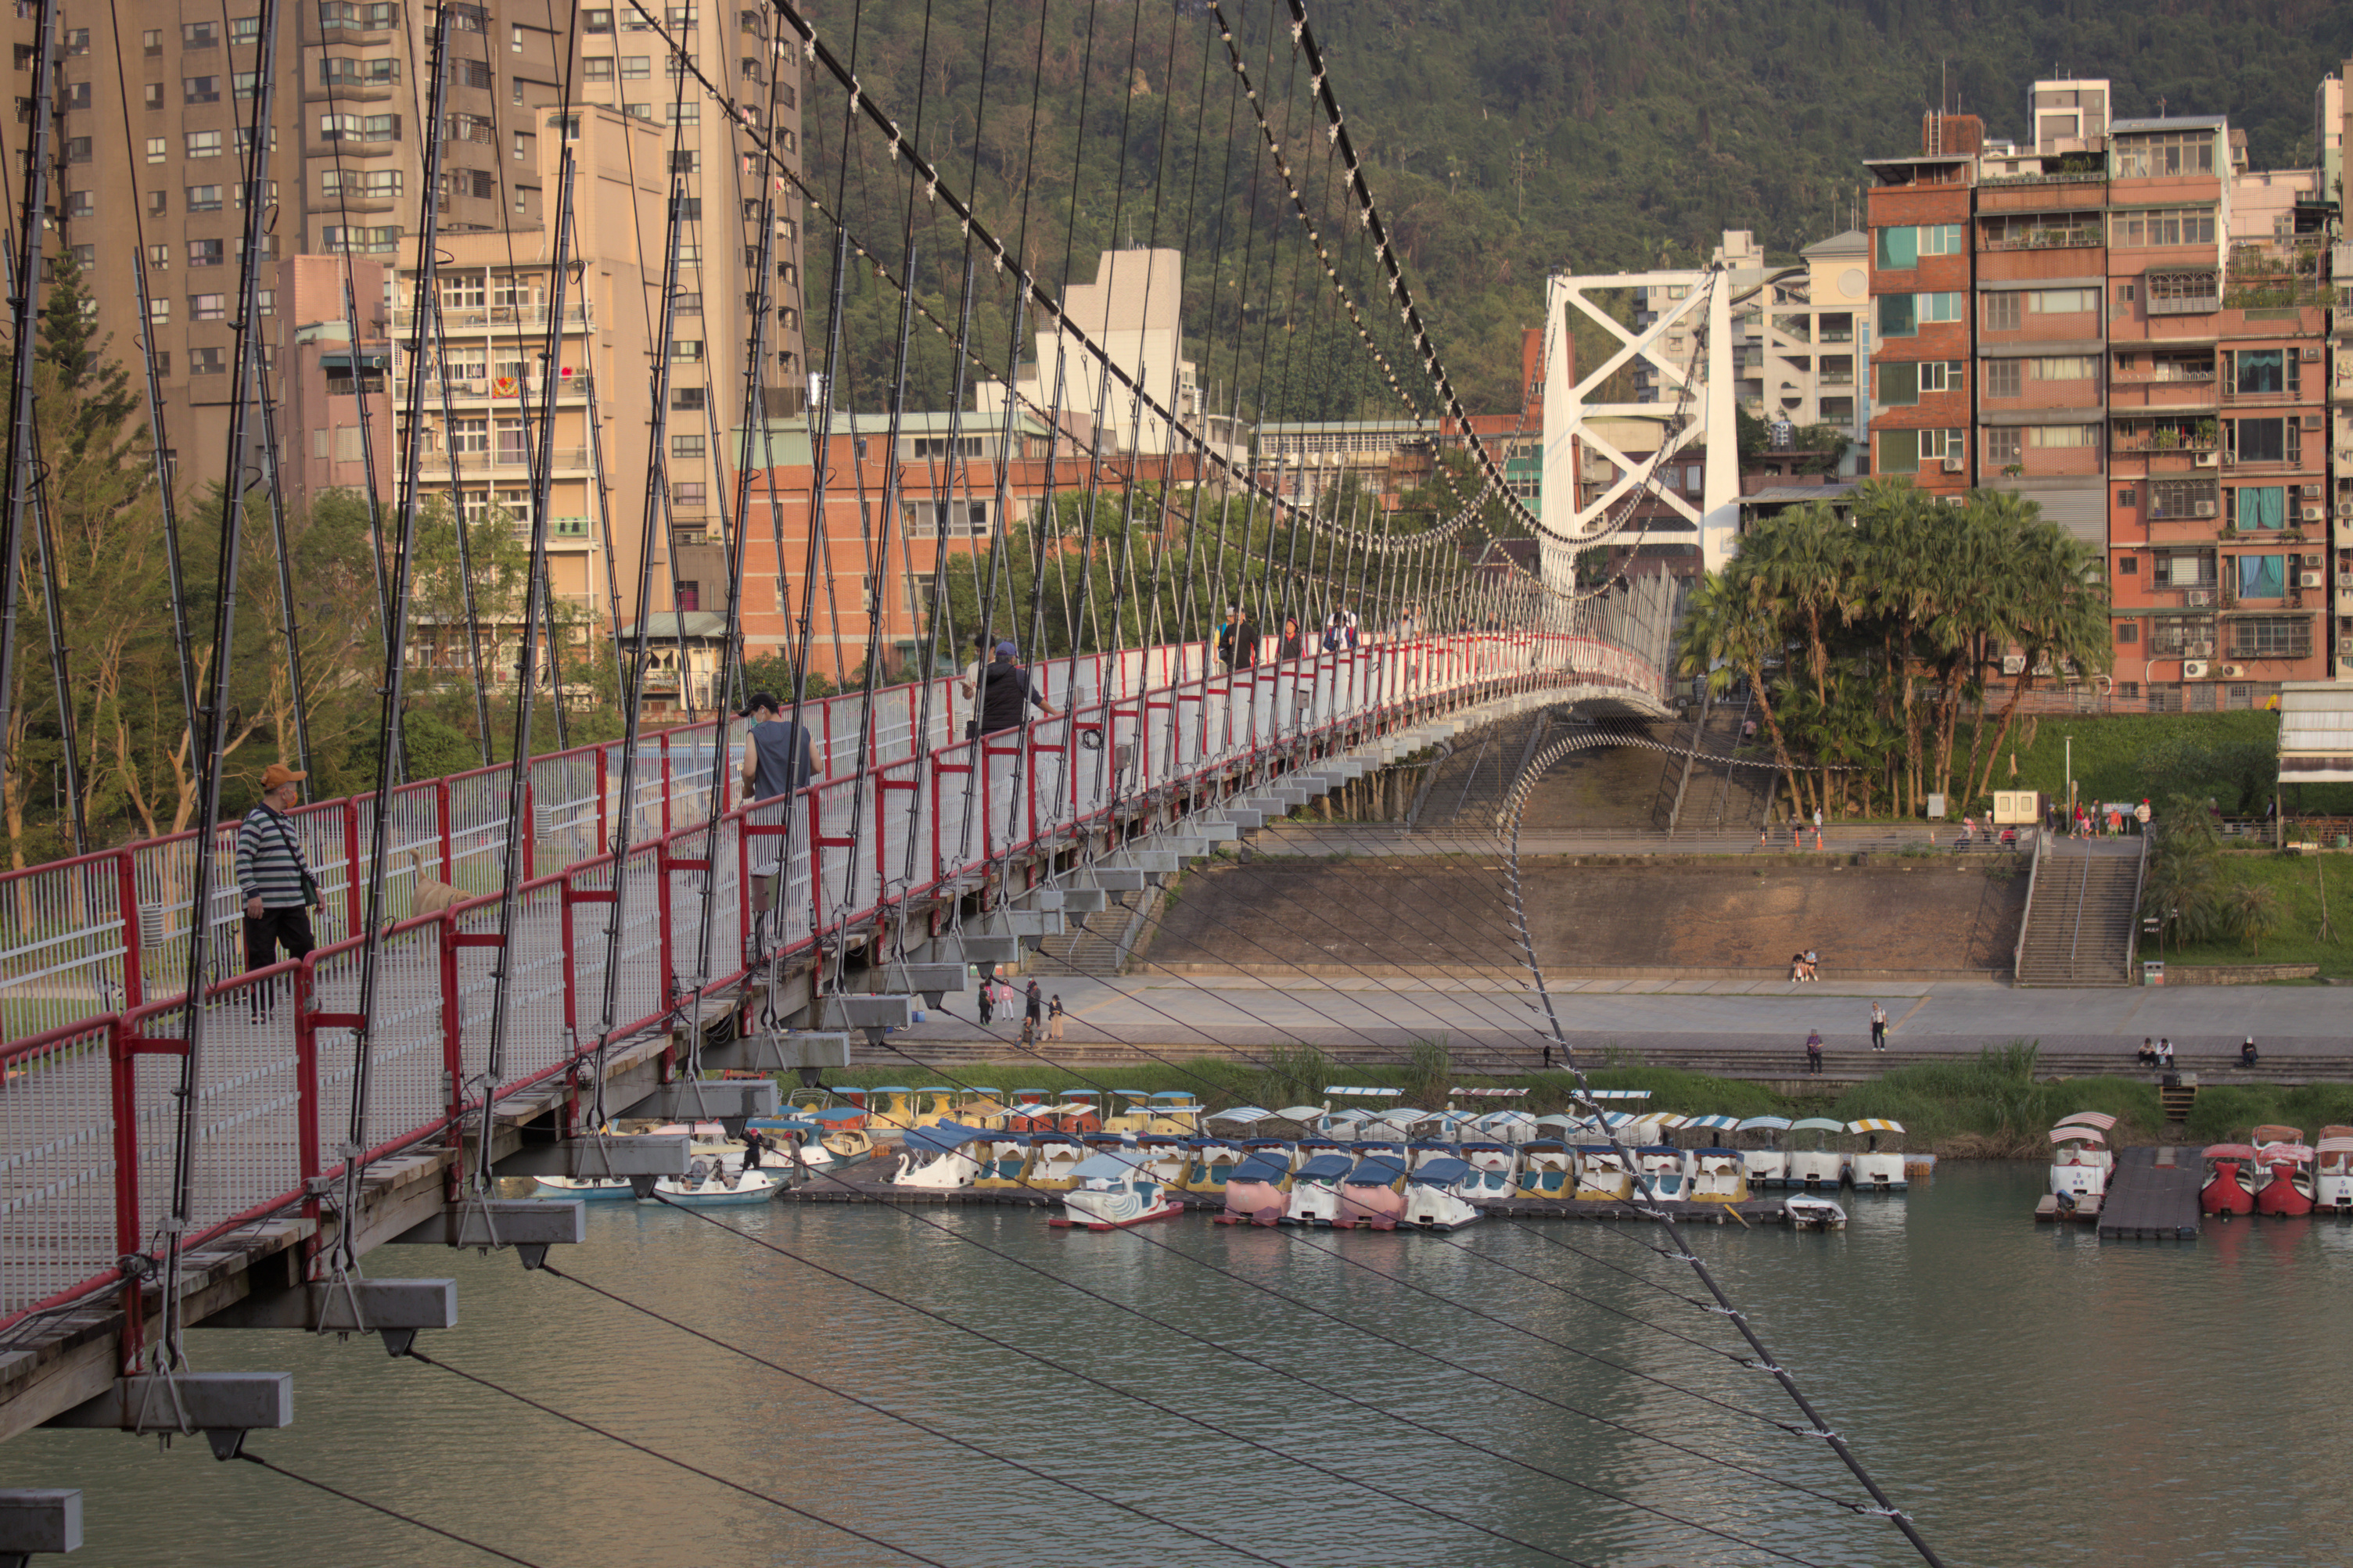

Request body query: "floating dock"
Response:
[777, 1179, 1787, 1225]
[2094, 1146, 2201, 1240]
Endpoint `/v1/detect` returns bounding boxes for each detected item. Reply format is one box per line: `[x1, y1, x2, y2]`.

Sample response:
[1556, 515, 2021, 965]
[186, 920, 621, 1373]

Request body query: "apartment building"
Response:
[1866, 84, 2338, 703]
[20, 0, 804, 646]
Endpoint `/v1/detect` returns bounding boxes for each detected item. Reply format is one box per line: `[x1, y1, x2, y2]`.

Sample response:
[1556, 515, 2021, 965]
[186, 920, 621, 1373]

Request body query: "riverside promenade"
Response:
[889, 970, 2351, 1072]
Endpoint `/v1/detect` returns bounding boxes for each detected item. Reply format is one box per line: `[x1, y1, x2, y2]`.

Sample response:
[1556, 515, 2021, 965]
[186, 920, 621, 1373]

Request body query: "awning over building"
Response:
[2276, 682, 2353, 782]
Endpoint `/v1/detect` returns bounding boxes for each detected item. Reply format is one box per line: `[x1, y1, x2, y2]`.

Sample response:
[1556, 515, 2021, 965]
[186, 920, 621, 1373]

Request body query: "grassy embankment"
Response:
[816, 1041, 2349, 1158]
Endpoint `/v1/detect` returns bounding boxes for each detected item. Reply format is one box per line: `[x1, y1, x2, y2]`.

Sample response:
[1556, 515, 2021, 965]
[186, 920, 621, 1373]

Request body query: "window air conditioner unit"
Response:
[2001, 654, 2027, 675]
[2194, 501, 2218, 517]
[2305, 553, 2325, 569]
[2305, 505, 2328, 524]
[2194, 452, 2220, 467]
[2221, 664, 2247, 678]
[2301, 571, 2325, 588]
[2341, 503, 2353, 522]
[2301, 346, 2325, 361]
[1942, 456, 1965, 473]
[2182, 660, 2209, 678]
[2186, 590, 2215, 606]
[2302, 414, 2326, 431]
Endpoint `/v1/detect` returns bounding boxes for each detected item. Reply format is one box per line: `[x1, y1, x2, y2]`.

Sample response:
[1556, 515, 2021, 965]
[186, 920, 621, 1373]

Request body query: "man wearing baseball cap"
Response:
[236, 764, 321, 990]
[739, 692, 817, 942]
[973, 640, 1058, 738]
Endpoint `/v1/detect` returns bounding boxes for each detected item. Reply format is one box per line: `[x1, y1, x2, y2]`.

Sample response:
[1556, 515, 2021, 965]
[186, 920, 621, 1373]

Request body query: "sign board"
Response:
[1992, 791, 2041, 825]
[1924, 793, 1945, 820]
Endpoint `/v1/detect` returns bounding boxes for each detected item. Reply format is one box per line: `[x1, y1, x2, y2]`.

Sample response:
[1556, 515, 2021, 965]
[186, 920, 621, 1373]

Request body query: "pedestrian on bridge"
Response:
[237, 764, 321, 1006]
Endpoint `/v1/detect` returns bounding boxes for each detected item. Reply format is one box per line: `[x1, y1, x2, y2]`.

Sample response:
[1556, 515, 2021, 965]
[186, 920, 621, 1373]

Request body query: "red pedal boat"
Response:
[2253, 1141, 2317, 1217]
[2200, 1144, 2258, 1216]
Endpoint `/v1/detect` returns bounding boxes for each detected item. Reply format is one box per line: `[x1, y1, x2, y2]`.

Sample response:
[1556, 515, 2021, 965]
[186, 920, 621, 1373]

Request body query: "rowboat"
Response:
[1051, 1150, 1182, 1230]
[1736, 1116, 1792, 1189]
[643, 1163, 787, 1206]
[2199, 1143, 2258, 1216]
[1847, 1119, 1909, 1191]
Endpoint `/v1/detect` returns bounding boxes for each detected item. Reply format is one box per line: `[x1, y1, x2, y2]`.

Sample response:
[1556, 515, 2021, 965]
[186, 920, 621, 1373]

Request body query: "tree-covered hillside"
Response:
[810, 0, 2353, 414]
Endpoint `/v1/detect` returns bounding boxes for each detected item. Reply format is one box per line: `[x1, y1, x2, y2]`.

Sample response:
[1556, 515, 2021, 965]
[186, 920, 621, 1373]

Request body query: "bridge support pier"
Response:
[0, 1490, 81, 1564]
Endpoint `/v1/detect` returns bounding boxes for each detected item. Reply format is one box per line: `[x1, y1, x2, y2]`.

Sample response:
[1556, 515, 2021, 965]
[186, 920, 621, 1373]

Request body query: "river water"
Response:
[15, 1161, 2353, 1566]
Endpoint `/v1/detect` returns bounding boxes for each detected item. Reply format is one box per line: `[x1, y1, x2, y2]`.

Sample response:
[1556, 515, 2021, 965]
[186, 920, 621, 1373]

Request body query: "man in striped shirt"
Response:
[237, 762, 318, 976]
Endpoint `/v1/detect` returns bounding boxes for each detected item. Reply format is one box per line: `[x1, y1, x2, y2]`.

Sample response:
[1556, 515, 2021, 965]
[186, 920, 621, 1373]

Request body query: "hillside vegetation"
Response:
[814, 0, 2353, 412]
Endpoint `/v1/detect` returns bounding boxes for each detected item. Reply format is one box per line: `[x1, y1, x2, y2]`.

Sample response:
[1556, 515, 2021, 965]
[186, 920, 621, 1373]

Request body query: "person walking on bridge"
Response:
[237, 763, 320, 992]
[741, 691, 817, 949]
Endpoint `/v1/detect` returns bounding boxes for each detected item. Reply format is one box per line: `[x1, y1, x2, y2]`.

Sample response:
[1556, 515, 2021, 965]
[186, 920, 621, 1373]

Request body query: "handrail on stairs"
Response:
[2122, 827, 2152, 982]
[2013, 826, 2048, 981]
[2067, 835, 2096, 976]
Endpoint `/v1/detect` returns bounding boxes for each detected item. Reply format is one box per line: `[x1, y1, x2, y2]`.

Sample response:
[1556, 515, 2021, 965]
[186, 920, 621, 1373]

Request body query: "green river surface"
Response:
[12, 1161, 2351, 1566]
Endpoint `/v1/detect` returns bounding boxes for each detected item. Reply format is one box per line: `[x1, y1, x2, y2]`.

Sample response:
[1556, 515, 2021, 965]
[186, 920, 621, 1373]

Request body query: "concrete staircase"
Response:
[1028, 889, 1154, 977]
[2016, 838, 2144, 986]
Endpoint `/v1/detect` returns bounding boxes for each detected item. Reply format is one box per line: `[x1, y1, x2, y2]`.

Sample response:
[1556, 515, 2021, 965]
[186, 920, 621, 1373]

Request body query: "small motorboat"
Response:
[1513, 1139, 1575, 1199]
[2253, 1141, 2317, 1218]
[1335, 1153, 1411, 1229]
[2200, 1143, 2258, 1216]
[1214, 1150, 1295, 1225]
[2315, 1130, 2353, 1213]
[1847, 1119, 1909, 1191]
[892, 1121, 988, 1189]
[1282, 1146, 1356, 1225]
[2049, 1115, 2116, 1200]
[1684, 1147, 1748, 1204]
[1786, 1117, 1847, 1189]
[1736, 1116, 1791, 1189]
[1572, 1144, 1634, 1201]
[1402, 1157, 1483, 1230]
[1784, 1197, 1847, 1232]
[970, 1133, 1035, 1188]
[643, 1154, 785, 1206]
[1179, 1136, 1245, 1197]
[1455, 1140, 1519, 1200]
[1052, 1150, 1182, 1230]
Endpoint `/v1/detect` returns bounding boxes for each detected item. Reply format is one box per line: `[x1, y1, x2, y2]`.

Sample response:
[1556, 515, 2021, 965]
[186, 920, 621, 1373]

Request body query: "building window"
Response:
[188, 239, 225, 267]
[2229, 418, 2287, 465]
[1874, 292, 1962, 337]
[2150, 479, 2218, 520]
[910, 436, 985, 460]
[185, 130, 224, 158]
[189, 293, 226, 321]
[1982, 293, 2021, 332]
[1986, 428, 2022, 468]
[182, 20, 219, 46]
[1878, 429, 1960, 475]
[1873, 224, 1962, 267]
[63, 191, 94, 219]
[2236, 554, 2287, 599]
[2114, 133, 2217, 178]
[672, 432, 706, 458]
[2231, 615, 2310, 658]
[2031, 356, 2099, 383]
[620, 55, 650, 78]
[2110, 206, 2218, 249]
[2230, 486, 2286, 530]
[256, 289, 275, 314]
[2029, 425, 2099, 450]
[669, 99, 699, 124]
[673, 386, 706, 411]
[584, 56, 613, 80]
[2116, 621, 2139, 644]
[1985, 360, 2021, 399]
[672, 480, 708, 511]
[230, 14, 260, 41]
[2229, 349, 2285, 396]
[2117, 487, 2138, 509]
[322, 167, 403, 198]
[319, 112, 401, 142]
[321, 56, 401, 86]
[143, 83, 165, 109]
[583, 8, 613, 30]
[670, 339, 703, 362]
[189, 346, 226, 375]
[232, 70, 258, 99]
[185, 185, 223, 212]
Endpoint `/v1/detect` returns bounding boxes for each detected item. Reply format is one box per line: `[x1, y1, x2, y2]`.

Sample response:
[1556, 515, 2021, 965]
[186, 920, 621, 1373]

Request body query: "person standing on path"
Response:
[1026, 979, 1044, 1029]
[1047, 993, 1065, 1041]
[978, 981, 995, 1026]
[237, 765, 320, 1009]
[1805, 1029, 1824, 1075]
[1870, 1002, 1888, 1052]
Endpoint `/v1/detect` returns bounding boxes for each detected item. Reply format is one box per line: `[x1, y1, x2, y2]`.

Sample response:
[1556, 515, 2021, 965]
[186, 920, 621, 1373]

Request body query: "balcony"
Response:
[2225, 244, 2325, 310]
[1980, 224, 2101, 252]
[1819, 371, 1855, 387]
[2143, 269, 2221, 317]
[2112, 422, 2219, 456]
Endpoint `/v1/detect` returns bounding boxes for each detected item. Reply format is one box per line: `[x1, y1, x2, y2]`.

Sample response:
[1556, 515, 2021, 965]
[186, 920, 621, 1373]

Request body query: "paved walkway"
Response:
[1254, 823, 2049, 857]
[896, 971, 2351, 1058]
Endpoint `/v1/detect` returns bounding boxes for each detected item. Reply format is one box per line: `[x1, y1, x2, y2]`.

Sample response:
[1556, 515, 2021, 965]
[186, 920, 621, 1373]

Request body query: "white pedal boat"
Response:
[1847, 1119, 1909, 1190]
[1052, 1150, 1182, 1230]
[1403, 1157, 1483, 1230]
[1786, 1117, 1848, 1189]
[1282, 1146, 1355, 1225]
[2049, 1113, 2117, 1200]
[2317, 1129, 2353, 1212]
[1736, 1116, 1792, 1189]
[1684, 1147, 1749, 1204]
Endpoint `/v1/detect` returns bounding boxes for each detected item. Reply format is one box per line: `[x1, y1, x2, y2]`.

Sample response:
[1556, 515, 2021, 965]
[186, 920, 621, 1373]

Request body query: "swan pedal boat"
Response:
[1051, 1150, 1183, 1230]
[892, 1121, 989, 1189]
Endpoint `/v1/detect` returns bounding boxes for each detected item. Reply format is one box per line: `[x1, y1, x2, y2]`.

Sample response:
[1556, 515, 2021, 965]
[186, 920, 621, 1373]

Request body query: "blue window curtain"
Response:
[2238, 554, 2285, 599]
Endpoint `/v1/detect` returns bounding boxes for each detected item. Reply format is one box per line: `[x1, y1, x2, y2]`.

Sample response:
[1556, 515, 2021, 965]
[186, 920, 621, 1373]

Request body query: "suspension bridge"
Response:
[0, 0, 1949, 1563]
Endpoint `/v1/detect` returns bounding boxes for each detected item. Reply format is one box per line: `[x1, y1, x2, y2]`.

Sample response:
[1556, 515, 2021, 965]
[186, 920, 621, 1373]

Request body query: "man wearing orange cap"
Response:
[236, 763, 320, 982]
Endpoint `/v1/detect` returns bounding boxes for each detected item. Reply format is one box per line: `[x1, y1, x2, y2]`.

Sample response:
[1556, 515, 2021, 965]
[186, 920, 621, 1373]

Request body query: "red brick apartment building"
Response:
[1866, 82, 2338, 703]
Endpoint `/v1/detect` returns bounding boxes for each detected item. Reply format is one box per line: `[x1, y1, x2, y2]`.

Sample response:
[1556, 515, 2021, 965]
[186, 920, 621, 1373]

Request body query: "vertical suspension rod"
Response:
[0, 0, 59, 771]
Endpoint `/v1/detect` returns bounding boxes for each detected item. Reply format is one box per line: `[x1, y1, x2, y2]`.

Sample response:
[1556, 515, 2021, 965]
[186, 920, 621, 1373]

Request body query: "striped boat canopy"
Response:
[1683, 1114, 1741, 1132]
[2049, 1125, 2107, 1144]
[1204, 1105, 1276, 1125]
[1790, 1117, 1848, 1134]
[1847, 1119, 1906, 1135]
[1324, 1085, 1403, 1098]
[1451, 1086, 1529, 1098]
[2256, 1143, 2316, 1162]
[2055, 1111, 2118, 1131]
[1736, 1116, 1793, 1132]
